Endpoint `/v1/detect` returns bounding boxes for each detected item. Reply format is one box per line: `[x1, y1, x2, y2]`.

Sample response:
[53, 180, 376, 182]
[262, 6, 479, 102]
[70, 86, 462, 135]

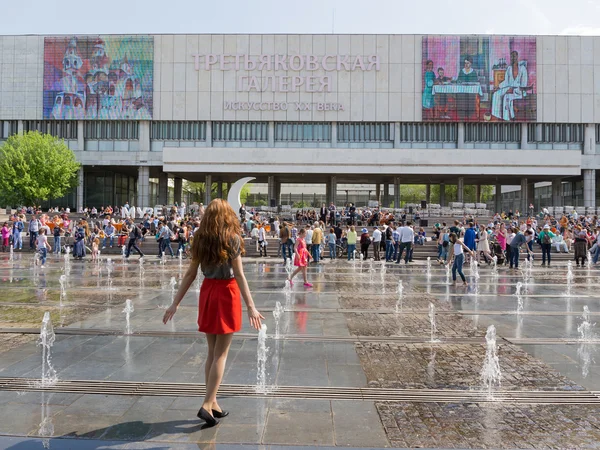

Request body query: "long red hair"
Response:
[191, 199, 245, 267]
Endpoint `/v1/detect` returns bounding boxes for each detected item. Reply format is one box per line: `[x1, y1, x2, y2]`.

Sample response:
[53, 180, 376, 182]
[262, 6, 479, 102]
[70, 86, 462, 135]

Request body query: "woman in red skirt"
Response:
[287, 227, 313, 287]
[163, 199, 264, 427]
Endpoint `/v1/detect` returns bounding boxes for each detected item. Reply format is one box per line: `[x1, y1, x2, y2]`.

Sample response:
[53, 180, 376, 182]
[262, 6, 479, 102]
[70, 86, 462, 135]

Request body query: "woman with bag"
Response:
[163, 199, 264, 427]
[287, 228, 313, 287]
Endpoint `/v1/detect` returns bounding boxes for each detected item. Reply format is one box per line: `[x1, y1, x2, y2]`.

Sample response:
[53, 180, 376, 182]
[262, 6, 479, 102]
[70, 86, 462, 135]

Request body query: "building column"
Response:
[268, 176, 276, 207]
[137, 166, 150, 208]
[204, 174, 212, 205]
[205, 121, 212, 147]
[494, 183, 502, 213]
[394, 177, 401, 209]
[383, 183, 390, 208]
[475, 185, 481, 204]
[77, 121, 84, 151]
[552, 179, 562, 207]
[583, 169, 596, 208]
[174, 177, 183, 204]
[393, 123, 401, 148]
[76, 167, 84, 213]
[331, 122, 337, 147]
[457, 177, 464, 203]
[268, 121, 275, 147]
[425, 184, 431, 206]
[520, 178, 528, 214]
[457, 123, 465, 147]
[584, 124, 596, 155]
[520, 123, 528, 150]
[375, 183, 381, 205]
[328, 176, 338, 205]
[439, 183, 446, 207]
[139, 121, 150, 152]
[158, 172, 168, 205]
[275, 181, 281, 206]
[216, 181, 223, 199]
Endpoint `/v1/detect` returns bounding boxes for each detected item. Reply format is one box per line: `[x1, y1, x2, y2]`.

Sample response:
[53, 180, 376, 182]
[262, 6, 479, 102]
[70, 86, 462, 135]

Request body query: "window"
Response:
[151, 121, 206, 140]
[464, 123, 520, 142]
[399, 123, 457, 142]
[528, 124, 584, 143]
[23, 121, 78, 139]
[338, 122, 391, 142]
[212, 122, 268, 141]
[275, 122, 331, 142]
[84, 121, 139, 140]
[0, 121, 19, 139]
[596, 125, 600, 144]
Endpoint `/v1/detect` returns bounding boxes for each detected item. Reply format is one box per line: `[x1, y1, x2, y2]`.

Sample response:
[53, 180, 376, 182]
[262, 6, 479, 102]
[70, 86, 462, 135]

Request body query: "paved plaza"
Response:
[1, 254, 600, 449]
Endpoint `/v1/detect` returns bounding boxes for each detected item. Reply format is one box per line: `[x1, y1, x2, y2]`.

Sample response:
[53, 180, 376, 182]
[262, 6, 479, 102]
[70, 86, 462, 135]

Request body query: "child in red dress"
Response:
[288, 228, 312, 287]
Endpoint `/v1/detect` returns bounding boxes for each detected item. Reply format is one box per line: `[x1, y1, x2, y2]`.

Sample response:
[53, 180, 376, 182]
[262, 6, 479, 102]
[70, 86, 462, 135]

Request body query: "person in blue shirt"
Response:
[463, 222, 477, 263]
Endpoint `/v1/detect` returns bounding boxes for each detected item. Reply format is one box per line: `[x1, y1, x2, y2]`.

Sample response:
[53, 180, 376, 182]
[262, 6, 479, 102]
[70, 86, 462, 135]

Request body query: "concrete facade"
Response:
[2, 33, 600, 208]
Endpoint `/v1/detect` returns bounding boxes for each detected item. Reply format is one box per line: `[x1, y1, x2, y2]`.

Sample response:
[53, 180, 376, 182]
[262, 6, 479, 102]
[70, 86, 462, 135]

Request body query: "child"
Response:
[92, 237, 100, 261]
[36, 228, 52, 268]
[288, 228, 312, 287]
[1, 222, 10, 252]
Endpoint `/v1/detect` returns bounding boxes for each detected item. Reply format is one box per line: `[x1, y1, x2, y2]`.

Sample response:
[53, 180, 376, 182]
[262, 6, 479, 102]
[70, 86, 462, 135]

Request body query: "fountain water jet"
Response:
[38, 312, 57, 387]
[470, 259, 480, 280]
[578, 306, 596, 342]
[426, 257, 431, 279]
[480, 325, 502, 399]
[106, 259, 114, 290]
[515, 282, 524, 314]
[566, 261, 574, 296]
[121, 245, 127, 262]
[8, 244, 13, 262]
[273, 301, 284, 340]
[123, 299, 134, 335]
[38, 391, 53, 449]
[395, 280, 404, 313]
[59, 274, 67, 304]
[256, 324, 269, 393]
[428, 303, 440, 343]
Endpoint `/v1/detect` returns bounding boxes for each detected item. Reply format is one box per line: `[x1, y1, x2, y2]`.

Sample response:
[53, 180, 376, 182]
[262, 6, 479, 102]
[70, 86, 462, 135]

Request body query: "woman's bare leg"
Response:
[302, 266, 308, 283]
[202, 333, 234, 414]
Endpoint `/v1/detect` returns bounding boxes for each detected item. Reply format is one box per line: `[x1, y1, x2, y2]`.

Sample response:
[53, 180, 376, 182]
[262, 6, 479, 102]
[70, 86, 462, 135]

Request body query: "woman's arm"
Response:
[162, 259, 200, 323]
[231, 255, 264, 330]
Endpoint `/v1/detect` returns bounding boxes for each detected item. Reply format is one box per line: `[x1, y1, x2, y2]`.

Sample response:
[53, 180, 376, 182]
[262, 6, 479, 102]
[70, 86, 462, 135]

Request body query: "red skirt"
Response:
[198, 278, 242, 334]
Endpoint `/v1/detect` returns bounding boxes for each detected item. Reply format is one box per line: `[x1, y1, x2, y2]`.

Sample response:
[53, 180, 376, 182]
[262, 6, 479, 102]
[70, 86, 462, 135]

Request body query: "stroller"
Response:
[490, 241, 505, 265]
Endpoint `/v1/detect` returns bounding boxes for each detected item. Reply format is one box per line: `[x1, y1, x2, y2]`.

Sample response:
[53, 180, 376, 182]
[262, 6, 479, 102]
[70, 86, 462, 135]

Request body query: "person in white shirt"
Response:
[372, 226, 382, 261]
[395, 222, 415, 264]
[305, 226, 313, 258]
[258, 225, 267, 257]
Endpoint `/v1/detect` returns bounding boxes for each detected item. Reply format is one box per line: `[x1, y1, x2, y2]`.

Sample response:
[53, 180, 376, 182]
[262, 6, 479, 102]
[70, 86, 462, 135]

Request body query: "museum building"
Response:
[0, 33, 599, 212]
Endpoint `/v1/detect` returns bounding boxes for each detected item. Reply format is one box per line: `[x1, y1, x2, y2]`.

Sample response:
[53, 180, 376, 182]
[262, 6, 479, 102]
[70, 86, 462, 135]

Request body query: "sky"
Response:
[2, 0, 600, 36]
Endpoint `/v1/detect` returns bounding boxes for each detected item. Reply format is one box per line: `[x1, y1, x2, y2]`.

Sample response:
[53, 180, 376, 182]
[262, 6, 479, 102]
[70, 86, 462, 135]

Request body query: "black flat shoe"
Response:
[197, 407, 219, 427]
[212, 409, 229, 418]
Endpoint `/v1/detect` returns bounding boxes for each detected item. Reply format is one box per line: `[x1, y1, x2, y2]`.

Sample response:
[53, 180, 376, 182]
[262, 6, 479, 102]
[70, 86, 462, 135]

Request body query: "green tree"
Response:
[0, 132, 80, 206]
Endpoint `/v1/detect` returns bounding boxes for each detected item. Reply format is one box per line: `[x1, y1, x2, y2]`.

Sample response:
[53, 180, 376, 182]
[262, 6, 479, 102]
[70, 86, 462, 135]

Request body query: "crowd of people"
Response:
[5, 202, 600, 277]
[3, 202, 214, 268]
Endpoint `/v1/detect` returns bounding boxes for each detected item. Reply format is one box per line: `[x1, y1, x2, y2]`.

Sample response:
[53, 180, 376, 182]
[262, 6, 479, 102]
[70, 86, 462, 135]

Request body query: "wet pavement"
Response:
[0, 253, 600, 448]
